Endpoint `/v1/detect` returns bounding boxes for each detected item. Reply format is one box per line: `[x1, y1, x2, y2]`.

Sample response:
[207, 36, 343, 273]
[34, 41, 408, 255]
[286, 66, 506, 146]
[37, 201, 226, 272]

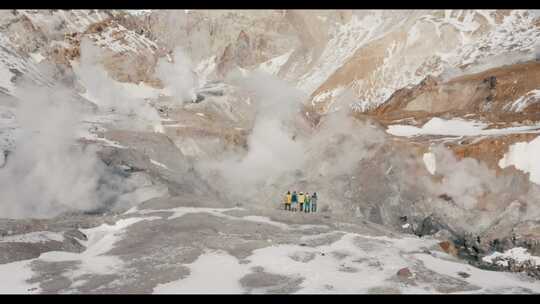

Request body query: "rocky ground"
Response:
[2, 195, 540, 294]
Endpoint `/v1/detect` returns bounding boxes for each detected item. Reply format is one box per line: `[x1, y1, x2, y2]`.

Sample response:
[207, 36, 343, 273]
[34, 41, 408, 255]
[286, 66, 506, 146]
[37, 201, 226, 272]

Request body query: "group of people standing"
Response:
[283, 191, 318, 213]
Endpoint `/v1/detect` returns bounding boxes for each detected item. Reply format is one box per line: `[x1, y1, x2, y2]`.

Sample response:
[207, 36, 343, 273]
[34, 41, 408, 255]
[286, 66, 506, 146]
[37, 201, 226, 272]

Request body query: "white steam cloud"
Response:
[0, 84, 124, 218]
[155, 48, 198, 103]
[195, 71, 307, 199]
[75, 38, 164, 133]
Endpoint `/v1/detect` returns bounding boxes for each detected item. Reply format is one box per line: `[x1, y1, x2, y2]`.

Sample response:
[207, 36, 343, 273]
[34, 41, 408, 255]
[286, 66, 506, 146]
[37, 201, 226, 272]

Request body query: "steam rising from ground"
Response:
[75, 38, 163, 133]
[1, 34, 538, 240]
[195, 71, 307, 199]
[426, 146, 503, 210]
[192, 70, 540, 235]
[0, 85, 124, 218]
[155, 48, 198, 103]
[193, 78, 390, 208]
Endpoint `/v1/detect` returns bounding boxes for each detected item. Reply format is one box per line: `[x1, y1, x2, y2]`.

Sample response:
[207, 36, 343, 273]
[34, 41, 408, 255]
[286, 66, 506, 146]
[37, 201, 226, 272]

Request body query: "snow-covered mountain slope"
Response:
[303, 10, 540, 115]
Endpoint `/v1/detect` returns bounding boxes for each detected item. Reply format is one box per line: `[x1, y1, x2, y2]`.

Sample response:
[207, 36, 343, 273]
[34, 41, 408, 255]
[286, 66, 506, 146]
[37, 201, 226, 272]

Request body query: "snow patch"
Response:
[150, 159, 169, 170]
[153, 250, 249, 294]
[243, 233, 435, 293]
[423, 151, 436, 175]
[29, 52, 45, 63]
[415, 252, 540, 293]
[482, 247, 540, 267]
[498, 136, 540, 185]
[0, 260, 40, 294]
[39, 217, 158, 278]
[0, 216, 159, 293]
[387, 117, 540, 137]
[154, 232, 438, 294]
[124, 10, 153, 17]
[240, 216, 291, 230]
[312, 86, 346, 106]
[258, 50, 293, 75]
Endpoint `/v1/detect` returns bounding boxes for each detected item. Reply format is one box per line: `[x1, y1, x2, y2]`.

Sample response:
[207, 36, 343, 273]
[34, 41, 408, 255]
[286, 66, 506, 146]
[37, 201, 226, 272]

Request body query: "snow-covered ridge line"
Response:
[441, 10, 540, 78]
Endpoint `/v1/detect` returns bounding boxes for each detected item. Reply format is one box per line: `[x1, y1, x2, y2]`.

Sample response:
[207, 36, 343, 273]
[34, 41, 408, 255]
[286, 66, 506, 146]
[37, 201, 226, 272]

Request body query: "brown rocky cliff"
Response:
[369, 60, 540, 126]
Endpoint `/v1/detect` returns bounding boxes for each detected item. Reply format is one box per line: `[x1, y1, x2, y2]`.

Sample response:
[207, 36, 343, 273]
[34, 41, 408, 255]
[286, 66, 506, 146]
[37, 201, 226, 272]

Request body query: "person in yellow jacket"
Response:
[284, 191, 292, 211]
[298, 192, 305, 212]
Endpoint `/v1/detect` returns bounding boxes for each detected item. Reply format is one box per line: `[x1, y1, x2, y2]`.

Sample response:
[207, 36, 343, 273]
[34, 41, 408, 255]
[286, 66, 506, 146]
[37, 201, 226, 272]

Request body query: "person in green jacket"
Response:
[304, 192, 311, 213]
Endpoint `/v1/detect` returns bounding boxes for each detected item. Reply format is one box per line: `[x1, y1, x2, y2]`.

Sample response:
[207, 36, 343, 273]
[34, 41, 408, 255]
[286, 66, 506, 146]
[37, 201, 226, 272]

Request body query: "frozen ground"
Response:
[1, 197, 539, 294]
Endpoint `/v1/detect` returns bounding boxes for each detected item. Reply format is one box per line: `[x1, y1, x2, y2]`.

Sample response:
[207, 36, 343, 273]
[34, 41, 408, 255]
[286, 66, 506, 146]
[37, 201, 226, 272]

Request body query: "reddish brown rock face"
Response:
[369, 61, 540, 127]
[439, 241, 458, 256]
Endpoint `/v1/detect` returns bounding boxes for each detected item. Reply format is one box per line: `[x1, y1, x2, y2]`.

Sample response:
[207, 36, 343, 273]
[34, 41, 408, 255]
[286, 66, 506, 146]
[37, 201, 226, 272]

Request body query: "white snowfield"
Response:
[387, 117, 540, 137]
[1, 206, 540, 294]
[154, 250, 250, 294]
[499, 136, 540, 185]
